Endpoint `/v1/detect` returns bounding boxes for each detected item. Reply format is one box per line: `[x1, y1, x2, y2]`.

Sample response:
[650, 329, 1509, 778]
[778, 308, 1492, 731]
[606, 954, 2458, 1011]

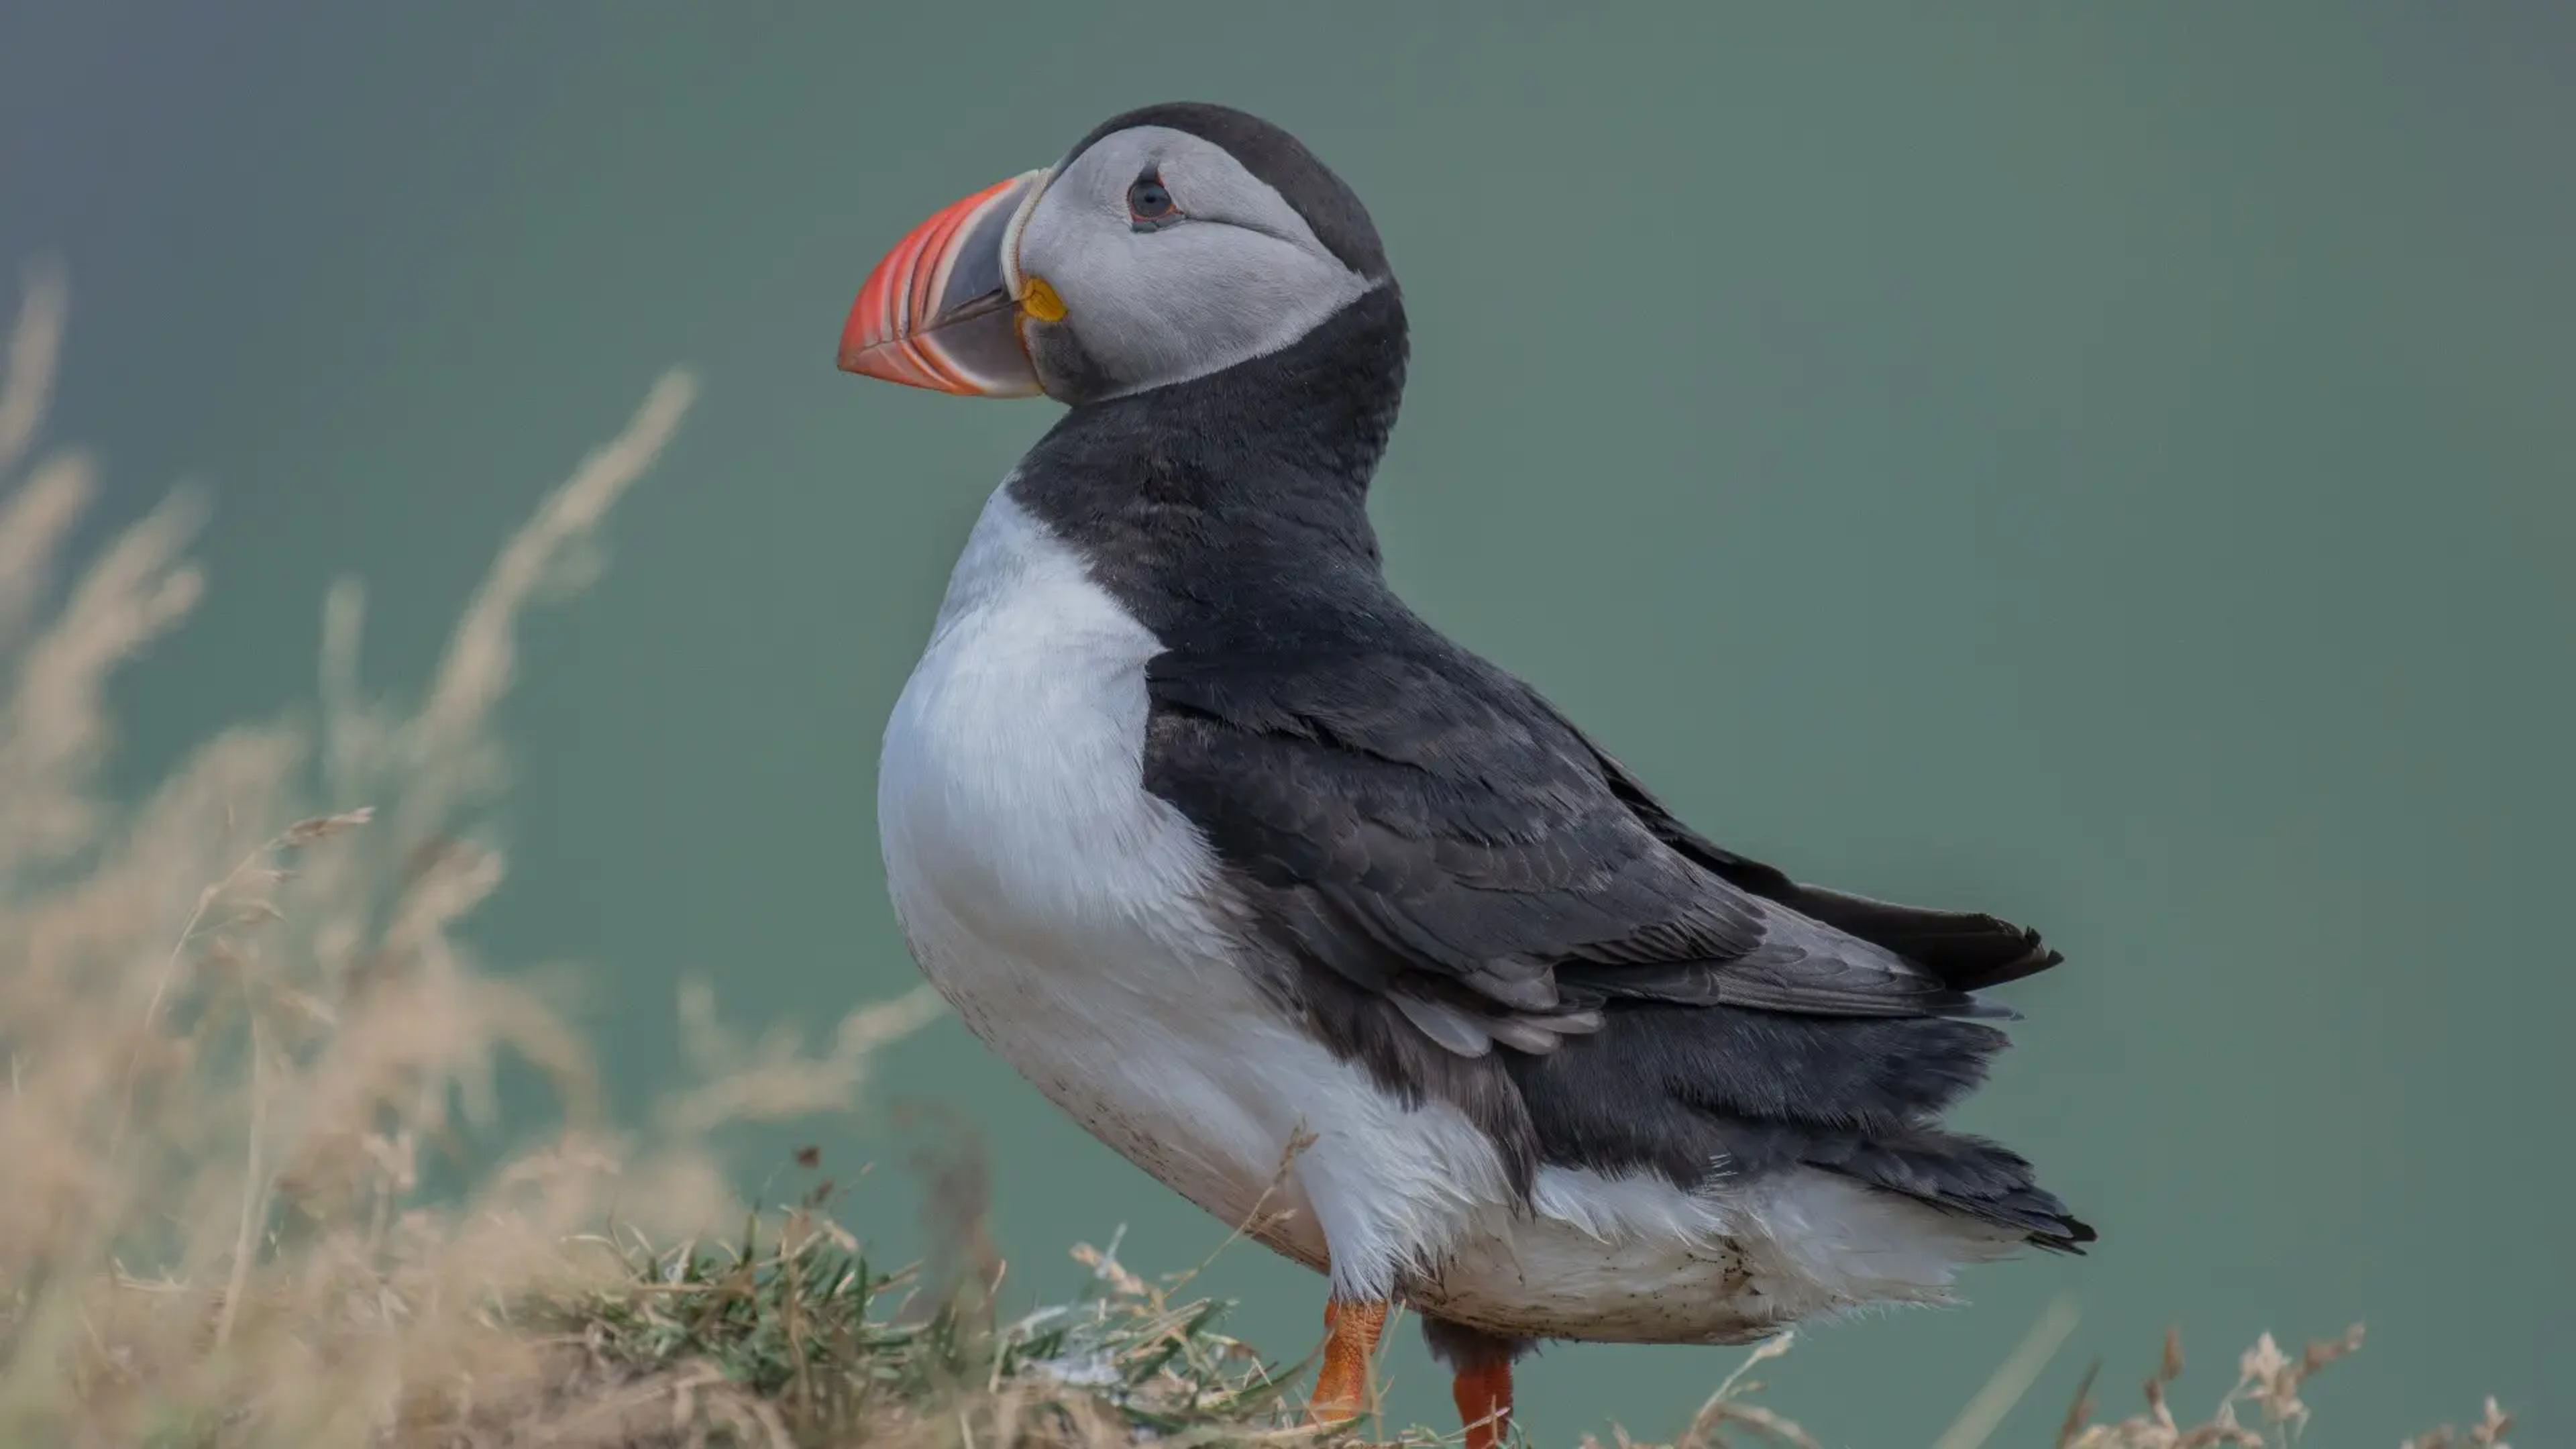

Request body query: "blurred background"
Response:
[5, 3, 2569, 1441]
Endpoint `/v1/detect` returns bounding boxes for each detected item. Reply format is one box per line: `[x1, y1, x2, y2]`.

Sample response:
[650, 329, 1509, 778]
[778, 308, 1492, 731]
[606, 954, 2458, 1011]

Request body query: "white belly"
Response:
[876, 485, 2021, 1340]
[875, 486, 1465, 1276]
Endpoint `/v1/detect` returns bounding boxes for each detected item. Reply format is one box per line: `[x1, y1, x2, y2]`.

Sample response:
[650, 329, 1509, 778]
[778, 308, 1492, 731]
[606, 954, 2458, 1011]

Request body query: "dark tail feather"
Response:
[1581, 743, 2066, 993]
[1741, 1122, 2096, 1251]
[1762, 885, 2064, 992]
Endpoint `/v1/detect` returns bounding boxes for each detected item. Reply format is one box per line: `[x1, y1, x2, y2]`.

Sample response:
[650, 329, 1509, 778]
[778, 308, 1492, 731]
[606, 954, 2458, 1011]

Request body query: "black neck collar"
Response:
[1006, 286, 1411, 638]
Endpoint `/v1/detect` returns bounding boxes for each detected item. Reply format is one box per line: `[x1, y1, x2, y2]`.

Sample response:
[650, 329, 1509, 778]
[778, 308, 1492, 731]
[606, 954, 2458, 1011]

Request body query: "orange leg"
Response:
[1305, 1298, 1388, 1428]
[1452, 1356, 1515, 1449]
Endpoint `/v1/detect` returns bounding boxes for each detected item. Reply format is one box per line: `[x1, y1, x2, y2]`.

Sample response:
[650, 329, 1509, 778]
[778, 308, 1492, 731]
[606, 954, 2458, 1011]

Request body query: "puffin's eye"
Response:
[1127, 172, 1177, 226]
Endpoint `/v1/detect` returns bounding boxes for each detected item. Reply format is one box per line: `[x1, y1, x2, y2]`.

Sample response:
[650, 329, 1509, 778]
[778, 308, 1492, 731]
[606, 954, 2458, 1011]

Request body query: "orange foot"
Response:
[1452, 1355, 1515, 1449]
[1305, 1298, 1388, 1429]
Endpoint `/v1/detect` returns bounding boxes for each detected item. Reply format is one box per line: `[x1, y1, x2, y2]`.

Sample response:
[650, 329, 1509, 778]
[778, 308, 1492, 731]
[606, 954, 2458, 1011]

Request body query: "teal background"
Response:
[5, 4, 2570, 1440]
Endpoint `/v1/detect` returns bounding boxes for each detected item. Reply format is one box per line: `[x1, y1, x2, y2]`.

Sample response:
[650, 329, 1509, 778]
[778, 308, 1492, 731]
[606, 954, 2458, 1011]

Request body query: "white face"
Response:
[1013, 125, 1377, 401]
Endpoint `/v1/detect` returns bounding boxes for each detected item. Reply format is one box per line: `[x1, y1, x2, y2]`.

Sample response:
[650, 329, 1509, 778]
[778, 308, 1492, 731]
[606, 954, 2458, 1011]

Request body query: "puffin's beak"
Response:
[839, 168, 1051, 396]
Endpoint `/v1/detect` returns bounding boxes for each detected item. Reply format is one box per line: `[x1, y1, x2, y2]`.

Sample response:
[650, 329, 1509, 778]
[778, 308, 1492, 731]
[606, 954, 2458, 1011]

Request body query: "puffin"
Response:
[842, 102, 2090, 1446]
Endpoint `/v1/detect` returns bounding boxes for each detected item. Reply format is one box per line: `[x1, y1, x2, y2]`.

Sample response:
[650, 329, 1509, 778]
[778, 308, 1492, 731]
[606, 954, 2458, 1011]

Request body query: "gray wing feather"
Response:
[1144, 643, 1988, 1056]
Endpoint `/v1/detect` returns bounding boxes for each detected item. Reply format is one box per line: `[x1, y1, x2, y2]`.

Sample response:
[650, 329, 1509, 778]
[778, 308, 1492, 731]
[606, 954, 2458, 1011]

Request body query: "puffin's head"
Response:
[839, 103, 1389, 405]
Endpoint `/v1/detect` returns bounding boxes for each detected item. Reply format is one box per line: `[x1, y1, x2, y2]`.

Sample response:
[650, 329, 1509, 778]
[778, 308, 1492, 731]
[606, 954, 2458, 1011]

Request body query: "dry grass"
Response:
[0, 260, 944, 1446]
[1572, 1319, 2514, 1449]
[0, 263, 2516, 1448]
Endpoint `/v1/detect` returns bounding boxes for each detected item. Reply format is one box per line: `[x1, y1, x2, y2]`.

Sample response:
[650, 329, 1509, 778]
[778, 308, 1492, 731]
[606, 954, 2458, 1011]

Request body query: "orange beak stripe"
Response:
[839, 170, 1047, 396]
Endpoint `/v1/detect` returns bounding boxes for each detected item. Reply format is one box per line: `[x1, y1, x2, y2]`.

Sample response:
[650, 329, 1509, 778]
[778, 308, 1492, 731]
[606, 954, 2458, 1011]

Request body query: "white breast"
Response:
[877, 484, 2029, 1337]
[876, 486, 1513, 1299]
[876, 484, 1218, 990]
